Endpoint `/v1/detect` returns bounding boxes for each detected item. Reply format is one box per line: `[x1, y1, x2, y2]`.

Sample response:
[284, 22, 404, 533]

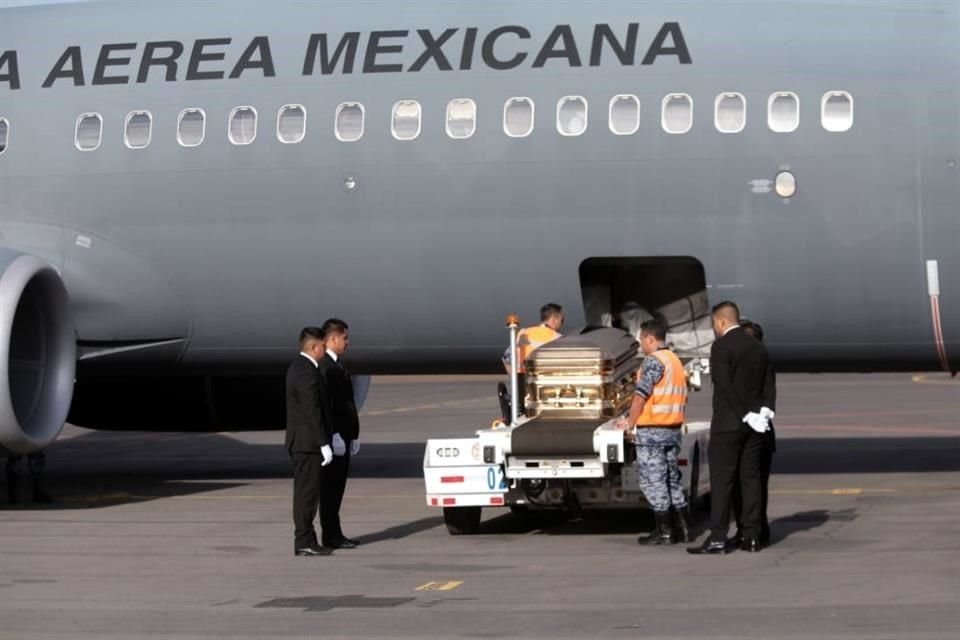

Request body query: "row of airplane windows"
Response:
[0, 91, 853, 154]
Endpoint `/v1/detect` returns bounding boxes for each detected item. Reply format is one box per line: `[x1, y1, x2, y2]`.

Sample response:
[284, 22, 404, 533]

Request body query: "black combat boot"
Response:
[671, 506, 693, 544]
[638, 512, 675, 545]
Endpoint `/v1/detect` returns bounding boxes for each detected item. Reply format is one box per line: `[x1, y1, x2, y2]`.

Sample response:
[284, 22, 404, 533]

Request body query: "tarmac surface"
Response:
[2, 373, 960, 639]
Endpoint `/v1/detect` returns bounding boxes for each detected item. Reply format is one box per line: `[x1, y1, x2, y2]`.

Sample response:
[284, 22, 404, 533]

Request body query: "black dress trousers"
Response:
[708, 428, 765, 542]
[320, 451, 351, 545]
[291, 452, 323, 549]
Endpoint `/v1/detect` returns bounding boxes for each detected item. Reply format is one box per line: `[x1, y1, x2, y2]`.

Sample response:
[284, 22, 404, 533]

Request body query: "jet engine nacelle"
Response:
[0, 250, 76, 454]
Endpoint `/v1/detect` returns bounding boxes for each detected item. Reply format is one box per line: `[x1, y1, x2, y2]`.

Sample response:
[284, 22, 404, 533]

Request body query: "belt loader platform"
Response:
[423, 326, 711, 535]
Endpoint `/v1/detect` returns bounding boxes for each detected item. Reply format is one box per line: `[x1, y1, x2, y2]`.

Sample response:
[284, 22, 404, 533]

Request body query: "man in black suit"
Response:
[285, 327, 334, 557]
[688, 302, 773, 555]
[316, 318, 361, 550]
[732, 320, 777, 545]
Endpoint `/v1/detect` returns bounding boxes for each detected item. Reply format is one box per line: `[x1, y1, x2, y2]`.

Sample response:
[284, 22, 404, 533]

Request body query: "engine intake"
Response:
[0, 250, 75, 454]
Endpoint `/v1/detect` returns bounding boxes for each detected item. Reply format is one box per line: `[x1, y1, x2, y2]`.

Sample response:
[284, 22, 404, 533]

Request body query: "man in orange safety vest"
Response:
[502, 303, 564, 415]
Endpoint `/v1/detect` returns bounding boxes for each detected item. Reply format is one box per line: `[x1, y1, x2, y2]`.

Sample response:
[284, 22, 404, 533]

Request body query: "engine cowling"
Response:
[0, 250, 76, 454]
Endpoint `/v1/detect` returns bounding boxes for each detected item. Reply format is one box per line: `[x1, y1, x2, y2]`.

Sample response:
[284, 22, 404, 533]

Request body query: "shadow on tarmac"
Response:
[4, 429, 960, 511]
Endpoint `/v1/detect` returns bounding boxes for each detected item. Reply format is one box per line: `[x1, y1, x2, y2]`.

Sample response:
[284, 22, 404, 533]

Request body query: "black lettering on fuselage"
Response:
[459, 27, 478, 70]
[481, 26, 530, 71]
[26, 23, 688, 89]
[229, 36, 275, 78]
[641, 22, 691, 65]
[408, 28, 457, 72]
[0, 50, 20, 90]
[590, 23, 637, 66]
[303, 32, 360, 75]
[532, 25, 581, 68]
[92, 42, 136, 85]
[363, 30, 408, 73]
[137, 41, 184, 83]
[186, 38, 231, 81]
[42, 46, 84, 87]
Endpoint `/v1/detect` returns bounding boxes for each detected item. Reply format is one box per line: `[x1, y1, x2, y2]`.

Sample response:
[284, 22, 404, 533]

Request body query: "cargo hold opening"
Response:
[579, 257, 713, 360]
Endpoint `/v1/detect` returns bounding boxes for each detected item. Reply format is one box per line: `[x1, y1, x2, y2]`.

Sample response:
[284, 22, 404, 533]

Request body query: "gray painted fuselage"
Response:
[0, 0, 957, 376]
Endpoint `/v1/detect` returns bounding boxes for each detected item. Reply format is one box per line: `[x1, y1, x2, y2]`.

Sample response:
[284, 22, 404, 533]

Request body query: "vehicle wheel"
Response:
[443, 506, 482, 535]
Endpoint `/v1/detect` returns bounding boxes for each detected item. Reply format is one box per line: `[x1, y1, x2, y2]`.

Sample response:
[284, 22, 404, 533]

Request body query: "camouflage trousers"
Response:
[6, 451, 45, 478]
[635, 428, 686, 514]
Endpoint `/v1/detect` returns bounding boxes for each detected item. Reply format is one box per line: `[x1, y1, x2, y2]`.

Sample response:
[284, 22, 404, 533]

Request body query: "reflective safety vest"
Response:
[516, 325, 562, 373]
[636, 349, 688, 428]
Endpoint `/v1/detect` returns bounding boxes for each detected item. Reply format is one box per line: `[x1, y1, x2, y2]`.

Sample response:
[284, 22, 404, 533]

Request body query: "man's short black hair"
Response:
[320, 318, 349, 339]
[640, 318, 668, 342]
[540, 303, 563, 322]
[712, 300, 740, 321]
[740, 319, 765, 342]
[299, 326, 324, 347]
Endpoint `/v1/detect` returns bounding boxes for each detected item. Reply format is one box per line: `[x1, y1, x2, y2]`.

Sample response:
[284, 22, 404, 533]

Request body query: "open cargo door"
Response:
[579, 257, 713, 361]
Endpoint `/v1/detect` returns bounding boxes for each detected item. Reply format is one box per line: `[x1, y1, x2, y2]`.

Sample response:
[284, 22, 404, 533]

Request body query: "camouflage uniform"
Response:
[635, 428, 687, 513]
[634, 352, 687, 514]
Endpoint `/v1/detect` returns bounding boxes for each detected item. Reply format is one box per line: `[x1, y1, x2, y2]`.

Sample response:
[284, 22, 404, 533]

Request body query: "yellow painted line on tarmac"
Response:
[770, 486, 960, 496]
[769, 488, 896, 496]
[830, 488, 863, 496]
[912, 374, 959, 386]
[416, 580, 464, 592]
[363, 397, 489, 417]
[58, 493, 417, 502]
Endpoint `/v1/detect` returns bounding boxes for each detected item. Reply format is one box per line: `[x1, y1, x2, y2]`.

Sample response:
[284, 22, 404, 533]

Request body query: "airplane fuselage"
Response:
[0, 0, 957, 385]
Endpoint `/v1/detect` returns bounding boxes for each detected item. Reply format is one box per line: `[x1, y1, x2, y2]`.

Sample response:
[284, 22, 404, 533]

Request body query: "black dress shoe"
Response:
[324, 537, 359, 549]
[732, 528, 744, 546]
[295, 545, 332, 557]
[687, 539, 728, 555]
[739, 537, 762, 553]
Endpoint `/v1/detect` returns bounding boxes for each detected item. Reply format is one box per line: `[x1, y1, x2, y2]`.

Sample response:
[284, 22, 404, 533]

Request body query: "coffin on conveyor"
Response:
[511, 329, 642, 456]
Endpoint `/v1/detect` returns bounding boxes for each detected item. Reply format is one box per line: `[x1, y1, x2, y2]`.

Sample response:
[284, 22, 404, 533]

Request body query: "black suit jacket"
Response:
[762, 357, 778, 450]
[763, 364, 777, 413]
[710, 327, 772, 434]
[317, 353, 360, 441]
[284, 355, 332, 454]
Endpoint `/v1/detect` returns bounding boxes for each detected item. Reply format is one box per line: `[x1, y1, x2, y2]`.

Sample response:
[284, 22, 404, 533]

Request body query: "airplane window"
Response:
[662, 94, 693, 134]
[0, 118, 7, 154]
[75, 113, 102, 151]
[715, 93, 746, 133]
[178, 108, 206, 147]
[609, 95, 639, 135]
[229, 106, 257, 145]
[335, 102, 364, 142]
[768, 92, 799, 133]
[821, 91, 853, 132]
[446, 99, 476, 139]
[392, 100, 421, 141]
[277, 104, 307, 144]
[124, 111, 152, 149]
[557, 96, 588, 136]
[504, 97, 534, 138]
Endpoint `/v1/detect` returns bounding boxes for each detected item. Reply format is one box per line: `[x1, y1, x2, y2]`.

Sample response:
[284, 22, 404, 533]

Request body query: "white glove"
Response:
[350, 439, 360, 456]
[743, 412, 770, 434]
[332, 433, 347, 457]
[760, 407, 775, 422]
[320, 445, 333, 466]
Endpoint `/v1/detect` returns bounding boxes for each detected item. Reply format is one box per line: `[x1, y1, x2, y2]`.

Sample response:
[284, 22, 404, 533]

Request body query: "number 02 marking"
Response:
[487, 466, 506, 490]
